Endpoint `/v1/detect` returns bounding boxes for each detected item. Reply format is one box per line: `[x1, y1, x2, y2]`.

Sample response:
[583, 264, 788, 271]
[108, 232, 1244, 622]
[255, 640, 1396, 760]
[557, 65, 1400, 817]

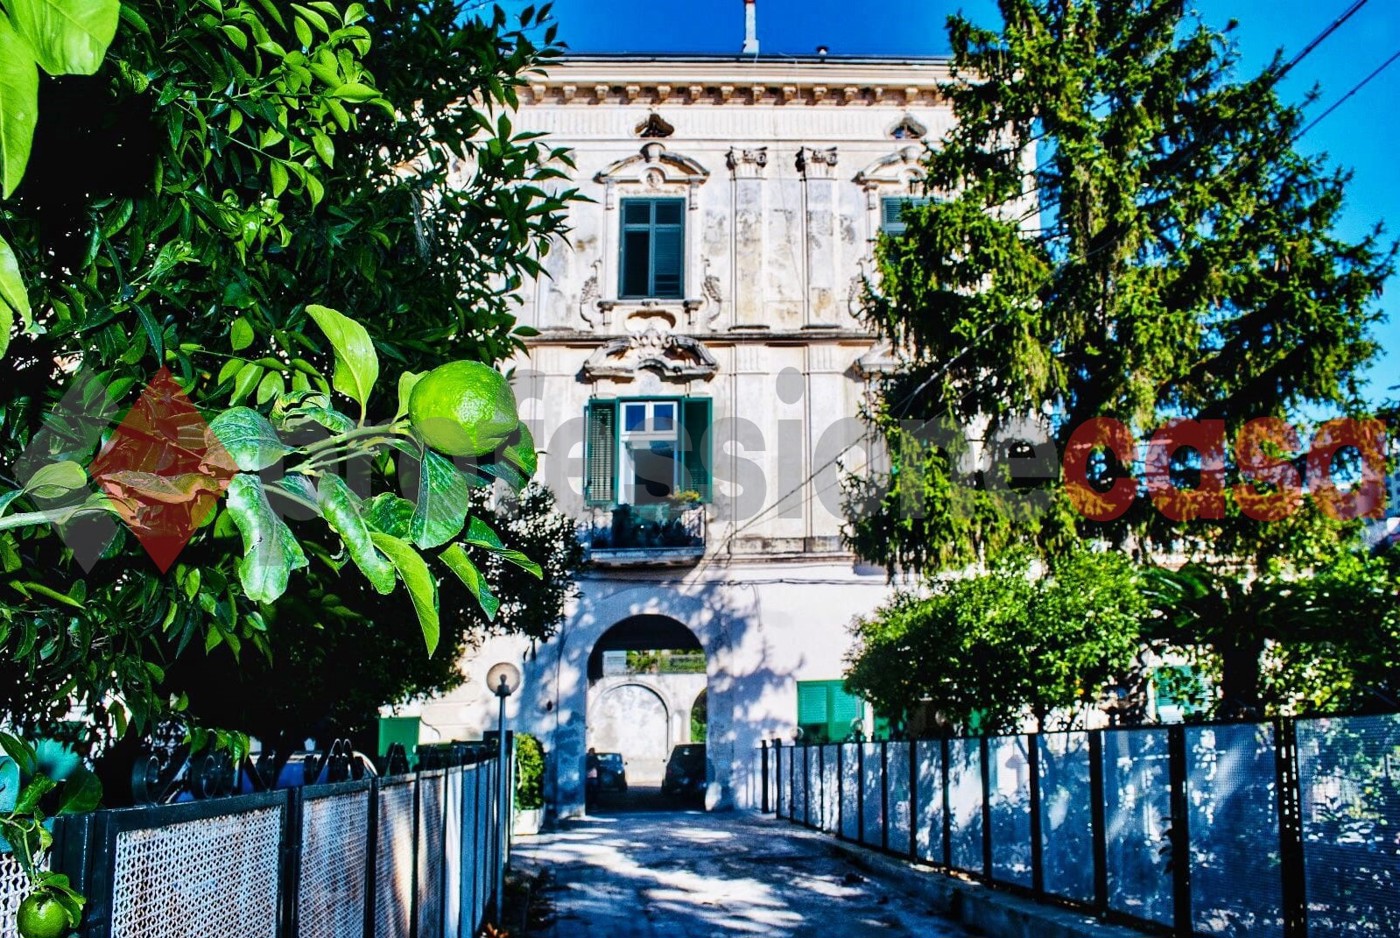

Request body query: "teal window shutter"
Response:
[620, 198, 685, 299]
[880, 196, 931, 235]
[679, 397, 712, 502]
[584, 400, 617, 506]
[797, 682, 829, 726]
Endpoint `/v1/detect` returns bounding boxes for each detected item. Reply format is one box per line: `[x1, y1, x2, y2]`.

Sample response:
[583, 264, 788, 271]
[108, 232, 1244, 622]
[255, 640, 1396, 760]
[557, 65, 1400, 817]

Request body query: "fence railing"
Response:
[759, 713, 1400, 938]
[1, 757, 505, 938]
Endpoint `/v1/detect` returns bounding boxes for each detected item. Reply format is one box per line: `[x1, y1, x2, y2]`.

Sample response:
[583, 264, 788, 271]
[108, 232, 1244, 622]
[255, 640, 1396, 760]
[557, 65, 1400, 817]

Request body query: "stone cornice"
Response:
[520, 58, 951, 108]
[526, 328, 875, 346]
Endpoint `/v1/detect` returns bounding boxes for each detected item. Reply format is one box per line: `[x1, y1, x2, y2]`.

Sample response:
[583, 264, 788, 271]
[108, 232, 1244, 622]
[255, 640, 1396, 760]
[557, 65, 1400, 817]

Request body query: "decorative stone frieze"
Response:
[581, 327, 718, 380]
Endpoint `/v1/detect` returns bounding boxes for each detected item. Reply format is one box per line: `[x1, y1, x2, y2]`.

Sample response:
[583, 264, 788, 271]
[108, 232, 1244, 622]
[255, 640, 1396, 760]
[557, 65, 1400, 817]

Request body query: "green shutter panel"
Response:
[584, 400, 617, 506]
[651, 224, 684, 298]
[881, 196, 907, 234]
[830, 686, 863, 726]
[797, 682, 830, 726]
[680, 397, 712, 502]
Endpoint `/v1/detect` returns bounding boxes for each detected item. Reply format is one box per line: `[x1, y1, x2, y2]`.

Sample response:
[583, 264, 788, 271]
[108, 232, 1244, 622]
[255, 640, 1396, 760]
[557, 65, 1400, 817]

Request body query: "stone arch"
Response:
[540, 585, 753, 817]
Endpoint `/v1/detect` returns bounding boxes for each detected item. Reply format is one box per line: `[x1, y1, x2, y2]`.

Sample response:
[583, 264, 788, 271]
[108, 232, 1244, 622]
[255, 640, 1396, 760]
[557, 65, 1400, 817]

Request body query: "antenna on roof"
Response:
[742, 0, 759, 55]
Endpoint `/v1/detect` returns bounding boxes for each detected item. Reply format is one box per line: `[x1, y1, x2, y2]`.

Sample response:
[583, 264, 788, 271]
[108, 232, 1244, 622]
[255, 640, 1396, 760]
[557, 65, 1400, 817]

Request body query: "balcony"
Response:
[583, 503, 707, 567]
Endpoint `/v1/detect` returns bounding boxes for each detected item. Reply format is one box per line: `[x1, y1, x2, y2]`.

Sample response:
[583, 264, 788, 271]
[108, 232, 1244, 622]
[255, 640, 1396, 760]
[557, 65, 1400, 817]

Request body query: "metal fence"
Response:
[760, 714, 1400, 938]
[1, 759, 504, 938]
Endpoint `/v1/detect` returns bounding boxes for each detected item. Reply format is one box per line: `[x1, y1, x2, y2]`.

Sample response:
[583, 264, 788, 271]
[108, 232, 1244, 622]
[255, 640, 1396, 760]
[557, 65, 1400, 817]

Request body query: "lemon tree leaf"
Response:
[440, 543, 500, 620]
[55, 766, 101, 814]
[226, 473, 308, 603]
[0, 234, 29, 348]
[317, 474, 395, 593]
[409, 449, 469, 550]
[0, 19, 39, 199]
[229, 316, 254, 351]
[363, 492, 414, 538]
[210, 407, 290, 472]
[463, 515, 503, 550]
[6, 0, 120, 76]
[23, 460, 86, 500]
[306, 304, 377, 413]
[501, 421, 537, 478]
[395, 369, 423, 419]
[370, 532, 440, 654]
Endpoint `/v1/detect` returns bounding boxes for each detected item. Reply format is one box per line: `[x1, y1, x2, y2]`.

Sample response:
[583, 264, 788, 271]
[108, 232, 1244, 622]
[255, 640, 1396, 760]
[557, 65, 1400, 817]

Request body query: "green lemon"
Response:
[17, 893, 72, 938]
[408, 361, 519, 458]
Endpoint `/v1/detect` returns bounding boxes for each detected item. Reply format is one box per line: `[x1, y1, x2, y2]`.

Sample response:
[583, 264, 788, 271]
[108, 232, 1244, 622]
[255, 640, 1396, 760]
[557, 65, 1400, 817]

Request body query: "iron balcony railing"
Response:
[582, 503, 706, 566]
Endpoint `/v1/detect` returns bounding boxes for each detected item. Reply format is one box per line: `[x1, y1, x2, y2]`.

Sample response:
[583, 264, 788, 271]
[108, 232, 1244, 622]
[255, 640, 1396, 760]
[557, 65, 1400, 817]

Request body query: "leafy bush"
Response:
[514, 732, 544, 812]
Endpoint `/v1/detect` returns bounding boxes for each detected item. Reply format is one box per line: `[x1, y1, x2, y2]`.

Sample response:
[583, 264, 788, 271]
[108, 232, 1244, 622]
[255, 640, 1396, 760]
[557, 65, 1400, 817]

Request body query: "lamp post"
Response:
[486, 661, 521, 926]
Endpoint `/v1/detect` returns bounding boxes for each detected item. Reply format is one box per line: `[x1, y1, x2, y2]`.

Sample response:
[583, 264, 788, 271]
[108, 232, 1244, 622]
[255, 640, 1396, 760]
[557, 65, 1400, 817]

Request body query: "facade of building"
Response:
[415, 53, 956, 817]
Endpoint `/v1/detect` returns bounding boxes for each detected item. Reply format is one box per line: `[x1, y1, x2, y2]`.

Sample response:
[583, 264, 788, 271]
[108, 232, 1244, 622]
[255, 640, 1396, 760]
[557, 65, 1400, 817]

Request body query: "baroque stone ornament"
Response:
[581, 327, 719, 380]
[855, 145, 928, 208]
[796, 146, 839, 179]
[726, 146, 768, 179]
[579, 260, 604, 327]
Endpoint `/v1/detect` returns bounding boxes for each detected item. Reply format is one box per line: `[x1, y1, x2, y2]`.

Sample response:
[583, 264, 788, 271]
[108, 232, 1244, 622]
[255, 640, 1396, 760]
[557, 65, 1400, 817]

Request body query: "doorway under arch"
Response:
[585, 614, 708, 811]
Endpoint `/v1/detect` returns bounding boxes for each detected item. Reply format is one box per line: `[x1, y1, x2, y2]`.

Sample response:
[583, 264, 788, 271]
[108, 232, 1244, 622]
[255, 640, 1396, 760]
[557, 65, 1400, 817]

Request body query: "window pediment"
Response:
[597, 143, 710, 209]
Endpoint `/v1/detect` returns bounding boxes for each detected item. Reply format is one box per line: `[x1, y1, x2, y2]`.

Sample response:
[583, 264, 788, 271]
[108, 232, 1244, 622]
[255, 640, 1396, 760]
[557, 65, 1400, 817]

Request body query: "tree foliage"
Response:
[846, 0, 1396, 717]
[0, 0, 577, 762]
[846, 549, 1146, 733]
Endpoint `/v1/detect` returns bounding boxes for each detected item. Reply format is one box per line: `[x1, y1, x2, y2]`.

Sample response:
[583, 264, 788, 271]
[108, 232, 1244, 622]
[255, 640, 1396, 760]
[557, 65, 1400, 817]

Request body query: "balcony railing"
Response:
[583, 503, 707, 566]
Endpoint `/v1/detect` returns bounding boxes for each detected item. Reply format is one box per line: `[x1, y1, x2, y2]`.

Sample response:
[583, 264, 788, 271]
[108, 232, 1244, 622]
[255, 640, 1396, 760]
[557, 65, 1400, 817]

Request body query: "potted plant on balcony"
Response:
[514, 733, 545, 835]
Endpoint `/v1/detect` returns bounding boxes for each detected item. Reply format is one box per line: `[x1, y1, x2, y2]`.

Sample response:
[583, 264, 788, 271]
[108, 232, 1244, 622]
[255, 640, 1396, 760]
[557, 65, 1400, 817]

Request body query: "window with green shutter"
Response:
[679, 398, 712, 501]
[796, 680, 868, 743]
[880, 196, 932, 235]
[584, 399, 617, 506]
[584, 396, 713, 507]
[620, 198, 685, 299]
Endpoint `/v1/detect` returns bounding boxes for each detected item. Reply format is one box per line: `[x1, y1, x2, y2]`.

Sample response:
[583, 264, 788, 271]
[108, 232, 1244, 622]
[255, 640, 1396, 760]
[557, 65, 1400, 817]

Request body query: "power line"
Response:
[1294, 47, 1400, 141]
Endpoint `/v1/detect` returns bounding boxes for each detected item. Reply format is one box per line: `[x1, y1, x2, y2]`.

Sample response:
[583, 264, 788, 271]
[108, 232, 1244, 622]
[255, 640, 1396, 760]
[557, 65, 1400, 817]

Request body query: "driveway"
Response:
[513, 810, 972, 937]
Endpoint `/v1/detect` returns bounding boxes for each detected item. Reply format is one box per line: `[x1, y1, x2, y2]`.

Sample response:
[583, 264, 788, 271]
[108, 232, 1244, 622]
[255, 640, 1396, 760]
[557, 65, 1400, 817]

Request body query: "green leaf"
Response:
[395, 370, 423, 420]
[409, 449, 470, 550]
[0, 233, 29, 351]
[23, 460, 86, 500]
[210, 407, 291, 472]
[0, 731, 36, 776]
[490, 547, 542, 579]
[463, 515, 504, 550]
[502, 421, 537, 478]
[229, 316, 254, 351]
[14, 775, 56, 814]
[305, 304, 378, 414]
[6, 0, 120, 75]
[269, 159, 289, 197]
[363, 492, 414, 538]
[226, 474, 308, 603]
[331, 82, 379, 101]
[231, 361, 263, 405]
[312, 129, 334, 167]
[0, 18, 39, 199]
[255, 371, 284, 406]
[440, 543, 500, 620]
[370, 532, 440, 654]
[55, 767, 101, 814]
[317, 474, 395, 593]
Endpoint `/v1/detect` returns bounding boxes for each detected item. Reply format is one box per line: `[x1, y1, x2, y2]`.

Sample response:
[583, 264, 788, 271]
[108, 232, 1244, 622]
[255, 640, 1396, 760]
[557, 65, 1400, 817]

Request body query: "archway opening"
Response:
[585, 614, 708, 812]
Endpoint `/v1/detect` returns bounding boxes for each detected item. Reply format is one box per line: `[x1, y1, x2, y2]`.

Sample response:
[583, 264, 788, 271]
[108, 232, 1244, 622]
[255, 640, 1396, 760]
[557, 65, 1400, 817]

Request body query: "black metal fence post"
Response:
[940, 736, 952, 868]
[774, 739, 783, 819]
[279, 786, 304, 938]
[881, 740, 890, 852]
[363, 777, 381, 938]
[836, 743, 844, 838]
[410, 775, 422, 938]
[980, 736, 992, 880]
[1167, 724, 1192, 937]
[1028, 733, 1044, 898]
[1275, 718, 1308, 938]
[857, 741, 866, 844]
[819, 743, 826, 830]
[908, 740, 918, 859]
[1089, 730, 1108, 915]
[760, 741, 770, 814]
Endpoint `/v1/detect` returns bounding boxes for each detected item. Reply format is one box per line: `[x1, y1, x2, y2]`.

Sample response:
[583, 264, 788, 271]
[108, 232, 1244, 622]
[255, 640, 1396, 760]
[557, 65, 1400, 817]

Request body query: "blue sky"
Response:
[508, 0, 1400, 403]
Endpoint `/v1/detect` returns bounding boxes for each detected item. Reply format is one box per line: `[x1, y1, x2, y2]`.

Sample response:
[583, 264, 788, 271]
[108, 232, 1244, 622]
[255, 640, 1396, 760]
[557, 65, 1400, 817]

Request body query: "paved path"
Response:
[513, 810, 972, 937]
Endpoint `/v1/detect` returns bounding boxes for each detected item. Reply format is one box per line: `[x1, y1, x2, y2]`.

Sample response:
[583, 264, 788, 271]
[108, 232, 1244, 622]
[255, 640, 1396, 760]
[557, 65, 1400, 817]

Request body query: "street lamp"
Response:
[487, 661, 521, 926]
